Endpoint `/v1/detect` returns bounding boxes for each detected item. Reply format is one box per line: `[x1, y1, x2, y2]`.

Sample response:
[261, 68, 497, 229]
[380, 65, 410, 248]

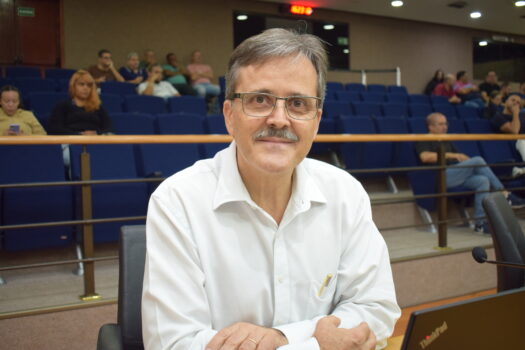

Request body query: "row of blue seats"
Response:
[326, 82, 408, 95]
[325, 91, 448, 105]
[322, 100, 481, 119]
[0, 66, 76, 79]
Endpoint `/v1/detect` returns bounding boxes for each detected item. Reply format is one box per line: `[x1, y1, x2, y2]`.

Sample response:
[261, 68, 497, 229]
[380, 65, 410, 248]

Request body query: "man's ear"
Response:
[223, 99, 235, 136]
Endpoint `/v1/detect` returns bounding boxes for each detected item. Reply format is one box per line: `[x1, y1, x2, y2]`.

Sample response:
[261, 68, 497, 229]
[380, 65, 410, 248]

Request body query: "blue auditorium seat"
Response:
[326, 81, 344, 91]
[430, 95, 449, 106]
[381, 103, 409, 118]
[44, 68, 76, 80]
[168, 96, 207, 115]
[69, 145, 148, 243]
[447, 119, 481, 158]
[100, 94, 124, 114]
[309, 118, 338, 155]
[408, 94, 430, 105]
[433, 103, 457, 119]
[124, 95, 166, 114]
[345, 83, 366, 92]
[366, 84, 387, 93]
[203, 114, 229, 158]
[322, 101, 352, 119]
[352, 102, 382, 117]
[101, 81, 138, 96]
[408, 104, 433, 118]
[13, 78, 56, 95]
[324, 91, 336, 101]
[374, 117, 417, 169]
[110, 113, 156, 135]
[387, 85, 408, 95]
[335, 91, 361, 103]
[55, 79, 70, 92]
[407, 118, 427, 133]
[360, 92, 385, 103]
[5, 66, 41, 79]
[386, 93, 408, 104]
[27, 92, 69, 123]
[0, 145, 74, 251]
[456, 105, 480, 119]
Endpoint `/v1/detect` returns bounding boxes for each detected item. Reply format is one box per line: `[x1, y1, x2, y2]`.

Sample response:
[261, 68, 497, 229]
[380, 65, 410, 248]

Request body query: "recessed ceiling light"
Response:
[343, 49, 349, 54]
[391, 1, 404, 7]
[515, 1, 525, 7]
[236, 14, 248, 21]
[470, 11, 482, 19]
[479, 41, 488, 46]
[323, 24, 335, 30]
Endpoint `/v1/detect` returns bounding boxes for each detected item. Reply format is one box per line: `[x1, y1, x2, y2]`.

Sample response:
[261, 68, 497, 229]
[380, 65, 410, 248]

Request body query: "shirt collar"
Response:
[212, 142, 327, 211]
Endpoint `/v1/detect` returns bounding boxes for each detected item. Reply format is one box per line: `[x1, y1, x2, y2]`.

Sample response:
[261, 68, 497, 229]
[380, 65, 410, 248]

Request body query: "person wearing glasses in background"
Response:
[142, 28, 400, 350]
[87, 49, 125, 84]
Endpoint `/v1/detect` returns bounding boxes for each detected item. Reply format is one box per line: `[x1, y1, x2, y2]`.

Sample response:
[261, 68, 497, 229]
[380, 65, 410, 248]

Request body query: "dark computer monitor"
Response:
[401, 287, 525, 349]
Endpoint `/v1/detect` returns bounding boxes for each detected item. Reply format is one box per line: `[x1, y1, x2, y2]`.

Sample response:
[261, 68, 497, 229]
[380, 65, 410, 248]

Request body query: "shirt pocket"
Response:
[306, 273, 337, 317]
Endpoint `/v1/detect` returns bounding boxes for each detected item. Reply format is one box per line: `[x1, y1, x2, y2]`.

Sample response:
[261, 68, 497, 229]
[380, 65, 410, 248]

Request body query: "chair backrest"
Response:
[118, 225, 146, 349]
[482, 193, 525, 292]
[125, 95, 166, 114]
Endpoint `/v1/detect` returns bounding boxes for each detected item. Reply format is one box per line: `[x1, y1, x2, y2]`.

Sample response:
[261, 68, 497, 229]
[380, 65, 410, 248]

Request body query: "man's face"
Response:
[445, 76, 455, 87]
[168, 54, 178, 66]
[223, 55, 321, 177]
[192, 51, 202, 63]
[505, 94, 522, 110]
[127, 55, 139, 70]
[486, 71, 497, 83]
[150, 67, 163, 82]
[428, 115, 448, 134]
[145, 51, 156, 64]
[98, 53, 112, 68]
[460, 74, 468, 83]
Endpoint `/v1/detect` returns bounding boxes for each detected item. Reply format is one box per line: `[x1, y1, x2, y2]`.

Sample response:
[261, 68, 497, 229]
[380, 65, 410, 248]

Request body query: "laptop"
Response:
[400, 287, 525, 349]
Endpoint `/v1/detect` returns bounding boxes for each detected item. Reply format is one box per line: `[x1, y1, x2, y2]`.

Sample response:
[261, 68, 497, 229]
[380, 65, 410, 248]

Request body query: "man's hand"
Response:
[511, 103, 521, 116]
[206, 322, 288, 350]
[314, 316, 376, 350]
[455, 153, 469, 162]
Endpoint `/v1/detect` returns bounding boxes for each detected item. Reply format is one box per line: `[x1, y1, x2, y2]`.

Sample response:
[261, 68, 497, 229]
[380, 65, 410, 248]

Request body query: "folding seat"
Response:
[430, 95, 449, 106]
[381, 103, 409, 118]
[324, 91, 336, 101]
[408, 94, 431, 105]
[5, 66, 41, 79]
[44, 68, 76, 80]
[387, 85, 408, 95]
[433, 103, 457, 119]
[0, 78, 13, 87]
[100, 81, 138, 96]
[135, 113, 204, 179]
[309, 118, 338, 156]
[13, 77, 56, 95]
[334, 91, 361, 103]
[26, 92, 69, 123]
[203, 114, 229, 158]
[345, 83, 366, 92]
[408, 118, 427, 133]
[352, 102, 382, 117]
[386, 93, 408, 104]
[100, 94, 124, 114]
[374, 117, 417, 170]
[124, 95, 166, 114]
[366, 84, 387, 94]
[456, 105, 480, 119]
[0, 145, 74, 250]
[55, 79, 70, 92]
[408, 104, 433, 118]
[69, 145, 148, 243]
[326, 81, 344, 91]
[447, 119, 481, 158]
[322, 101, 352, 119]
[110, 113, 156, 135]
[360, 92, 385, 103]
[168, 96, 207, 115]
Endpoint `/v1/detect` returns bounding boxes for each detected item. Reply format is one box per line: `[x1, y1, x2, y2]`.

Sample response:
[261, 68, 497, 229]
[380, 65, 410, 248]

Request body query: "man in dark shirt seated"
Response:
[119, 52, 147, 84]
[87, 49, 125, 84]
[478, 71, 500, 104]
[415, 112, 524, 234]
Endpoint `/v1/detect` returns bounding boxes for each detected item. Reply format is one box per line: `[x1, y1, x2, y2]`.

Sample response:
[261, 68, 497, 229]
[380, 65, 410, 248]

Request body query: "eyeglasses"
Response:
[231, 92, 321, 120]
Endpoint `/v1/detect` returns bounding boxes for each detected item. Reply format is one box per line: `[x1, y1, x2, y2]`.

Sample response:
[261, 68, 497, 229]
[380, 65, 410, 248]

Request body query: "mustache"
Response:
[254, 128, 299, 142]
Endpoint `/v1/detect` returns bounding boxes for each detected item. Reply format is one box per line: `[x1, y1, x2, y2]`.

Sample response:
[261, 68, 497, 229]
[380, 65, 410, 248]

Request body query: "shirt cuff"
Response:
[274, 316, 323, 344]
[277, 337, 320, 350]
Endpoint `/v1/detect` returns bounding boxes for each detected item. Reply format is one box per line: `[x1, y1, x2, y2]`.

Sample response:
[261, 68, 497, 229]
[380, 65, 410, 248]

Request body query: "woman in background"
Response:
[48, 70, 112, 135]
[424, 69, 444, 95]
[0, 85, 46, 135]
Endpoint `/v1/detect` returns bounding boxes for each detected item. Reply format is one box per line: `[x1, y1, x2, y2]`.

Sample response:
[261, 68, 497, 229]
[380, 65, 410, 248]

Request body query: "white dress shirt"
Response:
[142, 142, 400, 350]
[137, 80, 179, 98]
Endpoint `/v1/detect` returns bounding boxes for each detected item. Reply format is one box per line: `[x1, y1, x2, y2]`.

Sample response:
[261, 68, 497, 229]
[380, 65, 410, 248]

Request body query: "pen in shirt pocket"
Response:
[317, 273, 333, 297]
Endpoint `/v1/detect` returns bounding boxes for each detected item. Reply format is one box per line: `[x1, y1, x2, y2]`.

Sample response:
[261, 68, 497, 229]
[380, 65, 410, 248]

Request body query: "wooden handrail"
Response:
[1, 133, 525, 145]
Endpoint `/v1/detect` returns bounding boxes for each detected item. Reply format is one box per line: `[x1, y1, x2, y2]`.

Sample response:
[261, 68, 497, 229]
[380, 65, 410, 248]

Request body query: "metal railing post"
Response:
[436, 142, 450, 249]
[79, 144, 100, 301]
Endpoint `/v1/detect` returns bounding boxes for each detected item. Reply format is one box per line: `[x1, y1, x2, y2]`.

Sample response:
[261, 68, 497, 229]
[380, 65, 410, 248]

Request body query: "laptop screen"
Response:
[401, 287, 525, 350]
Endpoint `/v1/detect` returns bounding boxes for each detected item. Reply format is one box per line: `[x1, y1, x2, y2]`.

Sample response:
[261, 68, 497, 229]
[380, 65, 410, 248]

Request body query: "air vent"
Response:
[448, 1, 467, 8]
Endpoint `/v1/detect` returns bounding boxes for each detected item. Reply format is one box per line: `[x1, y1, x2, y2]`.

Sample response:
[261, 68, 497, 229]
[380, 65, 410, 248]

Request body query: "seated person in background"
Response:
[48, 70, 113, 135]
[520, 82, 525, 111]
[186, 49, 221, 99]
[500, 82, 512, 103]
[432, 74, 461, 104]
[482, 91, 503, 119]
[137, 64, 180, 98]
[478, 71, 500, 103]
[416, 112, 524, 234]
[142, 28, 400, 350]
[162, 53, 197, 95]
[0, 85, 46, 135]
[140, 49, 157, 70]
[119, 52, 147, 84]
[453, 71, 484, 109]
[423, 69, 444, 95]
[88, 49, 125, 84]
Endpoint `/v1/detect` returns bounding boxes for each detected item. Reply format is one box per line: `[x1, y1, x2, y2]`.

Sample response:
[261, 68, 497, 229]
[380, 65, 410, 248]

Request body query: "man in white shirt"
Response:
[142, 28, 400, 350]
[137, 64, 180, 98]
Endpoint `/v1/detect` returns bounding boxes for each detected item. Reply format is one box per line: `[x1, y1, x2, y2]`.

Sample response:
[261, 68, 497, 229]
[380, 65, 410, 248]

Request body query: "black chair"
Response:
[482, 193, 525, 292]
[97, 225, 146, 350]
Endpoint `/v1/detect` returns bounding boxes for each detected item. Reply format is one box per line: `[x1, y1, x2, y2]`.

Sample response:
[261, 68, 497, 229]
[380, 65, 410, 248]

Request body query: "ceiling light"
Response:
[479, 41, 488, 46]
[391, 1, 404, 7]
[323, 24, 335, 30]
[515, 1, 525, 7]
[343, 49, 349, 54]
[236, 14, 248, 21]
[470, 11, 482, 19]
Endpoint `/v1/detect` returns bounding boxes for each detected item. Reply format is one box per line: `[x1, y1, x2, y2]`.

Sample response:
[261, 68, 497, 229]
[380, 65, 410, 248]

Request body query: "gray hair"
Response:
[225, 28, 328, 104]
[127, 52, 139, 60]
